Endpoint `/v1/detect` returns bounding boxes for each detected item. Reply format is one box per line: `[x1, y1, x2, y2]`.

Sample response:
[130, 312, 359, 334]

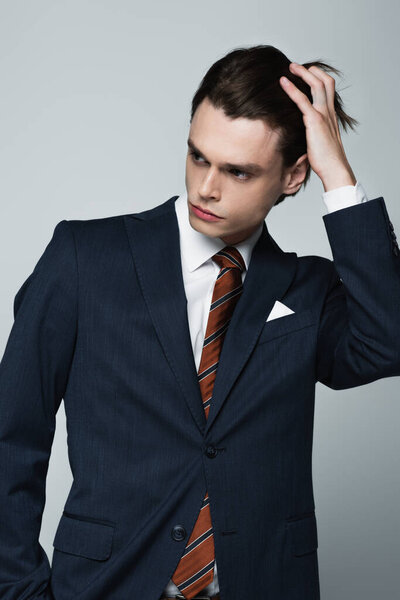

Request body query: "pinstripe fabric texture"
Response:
[171, 246, 246, 599]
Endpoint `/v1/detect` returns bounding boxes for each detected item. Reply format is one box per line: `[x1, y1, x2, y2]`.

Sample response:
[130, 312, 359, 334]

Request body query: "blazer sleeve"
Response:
[316, 196, 400, 390]
[0, 220, 78, 599]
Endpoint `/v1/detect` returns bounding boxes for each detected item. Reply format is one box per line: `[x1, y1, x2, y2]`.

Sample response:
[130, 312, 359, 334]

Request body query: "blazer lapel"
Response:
[123, 196, 207, 434]
[204, 222, 297, 435]
[123, 195, 298, 437]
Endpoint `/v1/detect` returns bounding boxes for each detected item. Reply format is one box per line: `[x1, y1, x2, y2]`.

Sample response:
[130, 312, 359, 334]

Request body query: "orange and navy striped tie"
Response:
[171, 245, 246, 599]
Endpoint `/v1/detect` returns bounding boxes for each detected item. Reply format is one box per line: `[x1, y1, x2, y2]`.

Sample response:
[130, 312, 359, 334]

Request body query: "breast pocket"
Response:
[258, 308, 317, 345]
[51, 511, 116, 598]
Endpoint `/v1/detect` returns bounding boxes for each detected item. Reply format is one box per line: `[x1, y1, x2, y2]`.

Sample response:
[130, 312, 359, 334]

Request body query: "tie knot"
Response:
[212, 246, 246, 272]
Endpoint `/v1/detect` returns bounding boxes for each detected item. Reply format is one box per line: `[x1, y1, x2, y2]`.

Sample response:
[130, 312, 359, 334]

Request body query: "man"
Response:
[0, 46, 399, 600]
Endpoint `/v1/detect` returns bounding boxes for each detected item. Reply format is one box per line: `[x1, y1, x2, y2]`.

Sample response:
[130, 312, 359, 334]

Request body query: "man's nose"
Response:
[199, 167, 220, 199]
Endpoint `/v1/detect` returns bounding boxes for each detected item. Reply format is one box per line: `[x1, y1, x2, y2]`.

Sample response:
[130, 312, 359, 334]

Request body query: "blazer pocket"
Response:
[286, 511, 318, 557]
[52, 512, 115, 561]
[258, 308, 317, 345]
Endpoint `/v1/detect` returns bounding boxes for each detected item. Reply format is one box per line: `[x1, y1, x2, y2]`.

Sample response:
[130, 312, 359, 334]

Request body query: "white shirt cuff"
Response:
[322, 180, 369, 213]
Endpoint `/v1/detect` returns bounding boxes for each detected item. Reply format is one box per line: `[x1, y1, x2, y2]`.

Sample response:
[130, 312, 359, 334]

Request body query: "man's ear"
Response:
[281, 153, 309, 195]
[300, 153, 310, 171]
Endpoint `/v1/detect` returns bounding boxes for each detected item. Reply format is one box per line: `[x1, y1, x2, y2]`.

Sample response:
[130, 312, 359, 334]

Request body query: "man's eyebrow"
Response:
[187, 138, 264, 174]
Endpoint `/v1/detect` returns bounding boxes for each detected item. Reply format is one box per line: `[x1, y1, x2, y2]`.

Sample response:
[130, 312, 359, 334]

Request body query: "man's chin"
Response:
[188, 214, 224, 238]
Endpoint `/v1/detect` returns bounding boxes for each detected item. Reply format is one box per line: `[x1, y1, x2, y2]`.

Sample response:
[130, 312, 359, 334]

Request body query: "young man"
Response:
[0, 45, 399, 600]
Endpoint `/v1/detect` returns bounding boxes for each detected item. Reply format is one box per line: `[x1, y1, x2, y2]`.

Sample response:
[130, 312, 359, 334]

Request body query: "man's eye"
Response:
[188, 150, 249, 180]
[230, 168, 248, 179]
[189, 150, 204, 162]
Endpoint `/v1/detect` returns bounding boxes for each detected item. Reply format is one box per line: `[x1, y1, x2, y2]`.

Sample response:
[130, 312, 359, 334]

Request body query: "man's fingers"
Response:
[288, 62, 330, 113]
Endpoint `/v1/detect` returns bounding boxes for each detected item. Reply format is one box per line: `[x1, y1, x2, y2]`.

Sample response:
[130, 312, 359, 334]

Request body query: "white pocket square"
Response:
[266, 300, 295, 322]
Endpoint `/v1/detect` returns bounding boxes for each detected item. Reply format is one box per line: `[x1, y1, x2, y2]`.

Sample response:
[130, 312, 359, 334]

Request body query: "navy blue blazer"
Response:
[0, 194, 399, 600]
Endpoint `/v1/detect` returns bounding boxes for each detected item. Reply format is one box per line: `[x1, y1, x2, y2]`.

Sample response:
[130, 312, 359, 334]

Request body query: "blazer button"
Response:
[171, 525, 187, 541]
[205, 445, 218, 458]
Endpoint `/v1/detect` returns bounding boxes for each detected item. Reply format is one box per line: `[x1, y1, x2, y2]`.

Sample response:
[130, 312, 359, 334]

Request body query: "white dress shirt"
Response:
[163, 181, 368, 597]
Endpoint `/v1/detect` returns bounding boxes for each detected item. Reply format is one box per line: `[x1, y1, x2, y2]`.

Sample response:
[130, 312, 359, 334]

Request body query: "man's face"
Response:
[185, 97, 305, 246]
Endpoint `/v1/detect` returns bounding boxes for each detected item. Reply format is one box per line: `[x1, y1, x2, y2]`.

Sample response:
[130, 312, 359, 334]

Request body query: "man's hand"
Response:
[280, 62, 357, 192]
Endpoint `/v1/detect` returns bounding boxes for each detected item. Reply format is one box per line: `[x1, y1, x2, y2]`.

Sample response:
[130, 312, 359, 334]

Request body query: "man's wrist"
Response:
[321, 167, 357, 193]
[322, 180, 369, 213]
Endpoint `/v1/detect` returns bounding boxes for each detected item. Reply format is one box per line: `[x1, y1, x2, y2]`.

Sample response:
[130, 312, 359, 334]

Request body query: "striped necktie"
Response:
[171, 245, 246, 599]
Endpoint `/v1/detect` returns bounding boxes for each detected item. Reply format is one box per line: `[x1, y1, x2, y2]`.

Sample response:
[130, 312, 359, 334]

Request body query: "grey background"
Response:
[1, 1, 399, 598]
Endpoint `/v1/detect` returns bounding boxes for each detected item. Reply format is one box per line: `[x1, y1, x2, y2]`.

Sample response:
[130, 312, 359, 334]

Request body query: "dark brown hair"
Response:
[190, 44, 359, 206]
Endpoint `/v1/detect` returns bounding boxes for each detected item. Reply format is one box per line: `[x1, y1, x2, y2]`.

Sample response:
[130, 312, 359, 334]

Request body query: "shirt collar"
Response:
[174, 191, 264, 273]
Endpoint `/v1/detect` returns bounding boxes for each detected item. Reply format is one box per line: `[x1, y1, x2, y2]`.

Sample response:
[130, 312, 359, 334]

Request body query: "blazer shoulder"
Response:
[13, 219, 78, 319]
[64, 195, 178, 239]
[62, 213, 131, 251]
[293, 254, 336, 299]
[65, 213, 125, 236]
[296, 253, 333, 276]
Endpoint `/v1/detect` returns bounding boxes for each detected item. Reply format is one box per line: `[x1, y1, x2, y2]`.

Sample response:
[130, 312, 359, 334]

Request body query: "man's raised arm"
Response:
[317, 196, 400, 389]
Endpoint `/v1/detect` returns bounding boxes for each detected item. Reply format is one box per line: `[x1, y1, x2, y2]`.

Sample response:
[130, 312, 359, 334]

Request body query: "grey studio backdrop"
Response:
[0, 1, 399, 598]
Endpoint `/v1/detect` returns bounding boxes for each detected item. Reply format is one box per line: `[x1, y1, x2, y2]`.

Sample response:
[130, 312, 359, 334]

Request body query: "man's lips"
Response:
[190, 202, 222, 218]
